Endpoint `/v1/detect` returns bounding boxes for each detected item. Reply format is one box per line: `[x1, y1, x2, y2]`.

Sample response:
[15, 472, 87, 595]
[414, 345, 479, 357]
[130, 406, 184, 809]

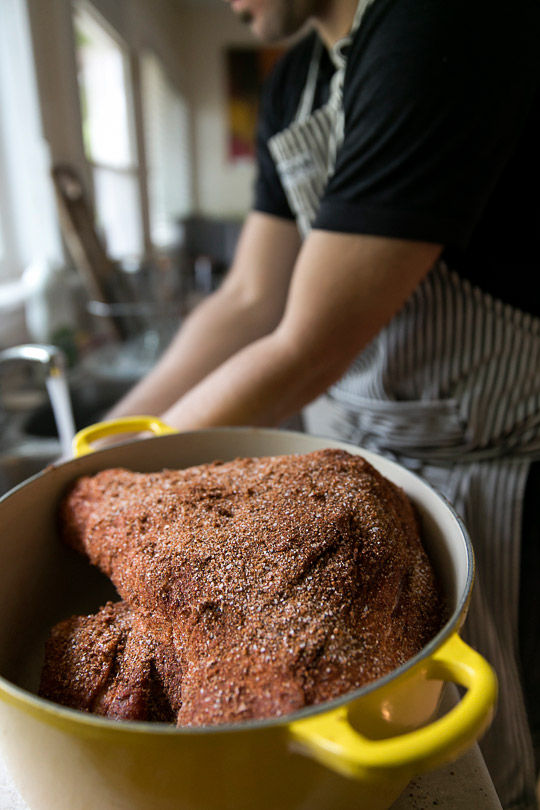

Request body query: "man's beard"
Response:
[236, 1, 327, 42]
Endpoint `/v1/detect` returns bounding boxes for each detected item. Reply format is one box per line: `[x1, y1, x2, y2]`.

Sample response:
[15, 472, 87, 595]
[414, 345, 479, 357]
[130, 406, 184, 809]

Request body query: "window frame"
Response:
[72, 0, 149, 262]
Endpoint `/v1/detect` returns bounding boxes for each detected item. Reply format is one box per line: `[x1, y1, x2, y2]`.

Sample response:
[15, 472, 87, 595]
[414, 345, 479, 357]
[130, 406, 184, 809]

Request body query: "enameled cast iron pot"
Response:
[0, 419, 497, 810]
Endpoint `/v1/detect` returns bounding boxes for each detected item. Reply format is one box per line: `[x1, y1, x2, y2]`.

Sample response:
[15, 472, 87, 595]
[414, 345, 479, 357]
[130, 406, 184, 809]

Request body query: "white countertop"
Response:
[391, 744, 502, 809]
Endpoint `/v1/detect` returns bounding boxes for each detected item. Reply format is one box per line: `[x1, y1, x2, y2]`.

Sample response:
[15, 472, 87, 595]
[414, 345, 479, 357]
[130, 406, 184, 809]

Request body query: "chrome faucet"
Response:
[0, 343, 67, 376]
[0, 344, 75, 457]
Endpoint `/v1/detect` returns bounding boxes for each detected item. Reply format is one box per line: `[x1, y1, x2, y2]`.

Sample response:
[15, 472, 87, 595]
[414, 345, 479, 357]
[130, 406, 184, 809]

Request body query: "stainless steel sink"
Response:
[0, 439, 61, 496]
[21, 379, 127, 438]
[0, 376, 131, 497]
[0, 342, 148, 497]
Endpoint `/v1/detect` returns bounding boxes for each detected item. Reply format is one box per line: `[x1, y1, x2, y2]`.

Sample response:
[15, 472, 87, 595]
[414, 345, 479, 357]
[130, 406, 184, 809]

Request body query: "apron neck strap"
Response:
[331, 0, 377, 67]
[295, 0, 378, 121]
[295, 37, 324, 122]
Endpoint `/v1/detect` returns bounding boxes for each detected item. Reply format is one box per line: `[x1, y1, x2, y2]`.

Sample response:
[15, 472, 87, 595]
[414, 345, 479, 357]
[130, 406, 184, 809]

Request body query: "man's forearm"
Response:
[106, 284, 278, 420]
[106, 213, 300, 421]
[162, 230, 441, 432]
[161, 328, 323, 431]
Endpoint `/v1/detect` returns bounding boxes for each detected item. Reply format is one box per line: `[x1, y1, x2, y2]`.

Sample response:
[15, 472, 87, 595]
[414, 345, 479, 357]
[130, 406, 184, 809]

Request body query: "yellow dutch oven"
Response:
[0, 419, 497, 810]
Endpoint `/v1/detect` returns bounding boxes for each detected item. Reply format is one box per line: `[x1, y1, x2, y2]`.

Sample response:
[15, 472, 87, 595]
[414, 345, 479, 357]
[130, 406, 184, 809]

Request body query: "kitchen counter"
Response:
[388, 684, 503, 809]
[391, 745, 502, 809]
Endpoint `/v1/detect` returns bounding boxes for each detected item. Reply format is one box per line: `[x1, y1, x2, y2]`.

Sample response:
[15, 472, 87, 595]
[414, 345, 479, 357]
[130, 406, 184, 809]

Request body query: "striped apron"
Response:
[268, 4, 540, 809]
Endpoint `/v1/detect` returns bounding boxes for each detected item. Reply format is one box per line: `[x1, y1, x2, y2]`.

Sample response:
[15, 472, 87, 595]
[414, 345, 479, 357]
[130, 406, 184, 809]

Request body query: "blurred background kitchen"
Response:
[0, 0, 282, 493]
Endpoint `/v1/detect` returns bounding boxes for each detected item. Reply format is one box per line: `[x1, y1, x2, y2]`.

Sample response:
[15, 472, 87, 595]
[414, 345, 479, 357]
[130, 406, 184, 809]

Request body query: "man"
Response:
[108, 1, 540, 807]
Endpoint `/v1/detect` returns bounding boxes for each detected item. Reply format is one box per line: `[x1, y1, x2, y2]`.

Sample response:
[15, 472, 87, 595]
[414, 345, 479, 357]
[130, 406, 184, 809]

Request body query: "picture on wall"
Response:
[225, 46, 284, 162]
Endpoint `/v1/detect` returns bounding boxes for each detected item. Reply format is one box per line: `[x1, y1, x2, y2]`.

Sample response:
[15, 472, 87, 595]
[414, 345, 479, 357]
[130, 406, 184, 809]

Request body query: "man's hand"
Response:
[162, 229, 442, 430]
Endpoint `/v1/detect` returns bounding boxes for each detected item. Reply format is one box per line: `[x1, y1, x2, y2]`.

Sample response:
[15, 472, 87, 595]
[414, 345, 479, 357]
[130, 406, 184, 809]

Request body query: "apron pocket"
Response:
[324, 393, 470, 458]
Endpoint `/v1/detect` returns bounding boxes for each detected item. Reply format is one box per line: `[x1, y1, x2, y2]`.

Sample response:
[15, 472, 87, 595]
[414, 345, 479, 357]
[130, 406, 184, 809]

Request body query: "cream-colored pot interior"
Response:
[0, 428, 495, 810]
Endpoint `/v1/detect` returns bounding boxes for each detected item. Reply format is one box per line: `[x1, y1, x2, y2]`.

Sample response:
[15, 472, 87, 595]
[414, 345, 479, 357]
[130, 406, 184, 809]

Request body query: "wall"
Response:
[181, 4, 259, 219]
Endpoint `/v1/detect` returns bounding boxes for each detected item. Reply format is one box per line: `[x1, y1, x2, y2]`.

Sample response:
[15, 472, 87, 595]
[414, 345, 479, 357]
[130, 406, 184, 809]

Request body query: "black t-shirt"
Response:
[253, 0, 540, 317]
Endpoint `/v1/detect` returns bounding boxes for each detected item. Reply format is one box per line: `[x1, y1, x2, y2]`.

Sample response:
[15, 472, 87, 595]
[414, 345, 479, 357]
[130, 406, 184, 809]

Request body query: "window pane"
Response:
[0, 0, 62, 279]
[74, 5, 134, 168]
[0, 210, 4, 262]
[141, 52, 193, 248]
[93, 167, 143, 260]
[73, 3, 144, 263]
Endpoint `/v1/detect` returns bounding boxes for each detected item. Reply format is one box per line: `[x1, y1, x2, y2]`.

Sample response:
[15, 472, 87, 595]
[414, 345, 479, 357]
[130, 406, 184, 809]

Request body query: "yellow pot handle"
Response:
[72, 416, 177, 457]
[288, 633, 497, 782]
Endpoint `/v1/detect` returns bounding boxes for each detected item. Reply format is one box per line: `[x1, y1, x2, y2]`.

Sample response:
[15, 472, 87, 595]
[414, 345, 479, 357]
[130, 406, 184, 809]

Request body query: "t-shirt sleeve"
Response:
[252, 56, 297, 222]
[313, 0, 540, 249]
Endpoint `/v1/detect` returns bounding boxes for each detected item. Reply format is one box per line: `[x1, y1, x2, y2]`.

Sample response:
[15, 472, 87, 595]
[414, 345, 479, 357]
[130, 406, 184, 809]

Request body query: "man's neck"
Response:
[312, 0, 359, 47]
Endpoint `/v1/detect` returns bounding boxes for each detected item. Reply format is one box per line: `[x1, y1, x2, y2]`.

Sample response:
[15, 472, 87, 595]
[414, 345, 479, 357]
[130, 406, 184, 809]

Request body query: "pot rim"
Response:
[0, 427, 474, 736]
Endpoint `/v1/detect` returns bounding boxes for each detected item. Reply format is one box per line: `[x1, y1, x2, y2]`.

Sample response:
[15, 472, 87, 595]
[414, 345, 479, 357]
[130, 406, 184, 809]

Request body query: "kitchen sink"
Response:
[0, 377, 132, 498]
[0, 324, 181, 497]
[22, 380, 125, 438]
[0, 439, 61, 497]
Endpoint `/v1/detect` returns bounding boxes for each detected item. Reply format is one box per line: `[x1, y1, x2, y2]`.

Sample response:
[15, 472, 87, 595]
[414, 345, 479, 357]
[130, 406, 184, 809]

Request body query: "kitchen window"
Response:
[0, 0, 62, 282]
[141, 51, 193, 250]
[73, 1, 144, 261]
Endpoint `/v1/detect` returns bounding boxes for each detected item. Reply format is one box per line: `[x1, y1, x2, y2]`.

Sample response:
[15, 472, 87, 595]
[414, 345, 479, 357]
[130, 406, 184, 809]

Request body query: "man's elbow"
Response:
[272, 324, 356, 401]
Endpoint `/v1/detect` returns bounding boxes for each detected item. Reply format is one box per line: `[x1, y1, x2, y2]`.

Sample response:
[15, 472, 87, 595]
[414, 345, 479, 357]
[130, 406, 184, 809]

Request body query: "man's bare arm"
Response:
[163, 230, 443, 430]
[106, 212, 301, 419]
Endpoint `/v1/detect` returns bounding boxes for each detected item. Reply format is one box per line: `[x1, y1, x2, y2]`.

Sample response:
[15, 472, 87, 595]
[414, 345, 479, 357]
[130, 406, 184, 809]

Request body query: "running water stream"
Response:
[0, 344, 77, 459]
[45, 370, 76, 458]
